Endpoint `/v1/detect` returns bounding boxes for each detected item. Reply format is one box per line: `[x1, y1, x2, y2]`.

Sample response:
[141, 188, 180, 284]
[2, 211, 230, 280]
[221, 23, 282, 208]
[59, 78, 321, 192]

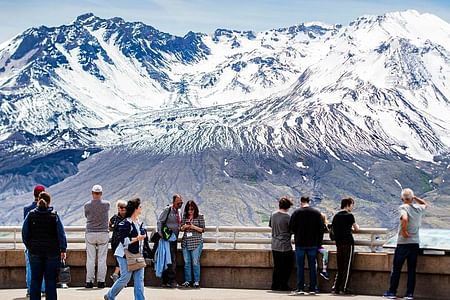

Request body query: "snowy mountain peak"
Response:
[1, 10, 450, 164]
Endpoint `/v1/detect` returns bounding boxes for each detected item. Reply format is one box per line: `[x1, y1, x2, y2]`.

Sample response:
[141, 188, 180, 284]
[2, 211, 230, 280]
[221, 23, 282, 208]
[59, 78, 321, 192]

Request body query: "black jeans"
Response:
[29, 254, 60, 300]
[271, 250, 293, 290]
[333, 244, 354, 293]
[162, 241, 178, 284]
[388, 243, 419, 296]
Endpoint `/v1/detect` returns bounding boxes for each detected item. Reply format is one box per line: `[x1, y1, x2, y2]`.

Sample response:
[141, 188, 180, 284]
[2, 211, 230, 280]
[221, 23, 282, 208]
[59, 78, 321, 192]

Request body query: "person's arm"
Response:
[351, 214, 359, 232]
[413, 196, 428, 209]
[288, 211, 296, 234]
[157, 207, 170, 235]
[190, 215, 205, 233]
[180, 216, 188, 231]
[109, 216, 114, 231]
[22, 215, 30, 248]
[400, 211, 410, 238]
[56, 215, 67, 259]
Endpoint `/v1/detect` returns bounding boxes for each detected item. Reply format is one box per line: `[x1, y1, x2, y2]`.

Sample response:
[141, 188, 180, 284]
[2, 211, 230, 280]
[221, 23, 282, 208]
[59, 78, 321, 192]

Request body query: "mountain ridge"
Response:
[0, 9, 449, 227]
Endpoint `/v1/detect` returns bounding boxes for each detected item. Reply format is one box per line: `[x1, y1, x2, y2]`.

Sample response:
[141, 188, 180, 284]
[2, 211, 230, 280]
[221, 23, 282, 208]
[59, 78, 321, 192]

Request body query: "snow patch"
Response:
[296, 162, 309, 169]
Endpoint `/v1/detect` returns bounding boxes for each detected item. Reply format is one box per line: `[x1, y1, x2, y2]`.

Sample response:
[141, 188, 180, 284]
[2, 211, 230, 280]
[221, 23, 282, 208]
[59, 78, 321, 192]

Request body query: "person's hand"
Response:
[137, 234, 145, 241]
[401, 230, 410, 238]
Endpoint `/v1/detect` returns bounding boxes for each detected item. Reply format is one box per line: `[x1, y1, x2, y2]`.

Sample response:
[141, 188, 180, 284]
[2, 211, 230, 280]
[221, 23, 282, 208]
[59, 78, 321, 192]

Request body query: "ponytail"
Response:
[37, 192, 51, 208]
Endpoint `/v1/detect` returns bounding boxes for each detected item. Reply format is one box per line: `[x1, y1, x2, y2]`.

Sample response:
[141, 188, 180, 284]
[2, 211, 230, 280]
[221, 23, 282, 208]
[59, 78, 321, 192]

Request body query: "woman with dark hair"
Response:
[104, 198, 151, 300]
[180, 200, 205, 288]
[269, 196, 294, 291]
[22, 192, 67, 300]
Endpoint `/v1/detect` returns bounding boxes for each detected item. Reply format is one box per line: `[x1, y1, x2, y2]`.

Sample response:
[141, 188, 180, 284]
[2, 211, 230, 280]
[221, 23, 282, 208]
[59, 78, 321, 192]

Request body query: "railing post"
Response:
[370, 233, 375, 252]
[13, 227, 17, 249]
[215, 226, 219, 251]
[233, 230, 237, 250]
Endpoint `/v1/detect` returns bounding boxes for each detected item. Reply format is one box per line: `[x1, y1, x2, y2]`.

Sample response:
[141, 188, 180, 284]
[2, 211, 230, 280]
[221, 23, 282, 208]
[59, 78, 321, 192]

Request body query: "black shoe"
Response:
[85, 282, 94, 288]
[97, 282, 105, 289]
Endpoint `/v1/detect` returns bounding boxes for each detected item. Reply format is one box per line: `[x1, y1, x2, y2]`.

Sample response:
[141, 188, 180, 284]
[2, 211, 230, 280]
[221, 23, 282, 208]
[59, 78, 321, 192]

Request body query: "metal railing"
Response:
[0, 226, 389, 252]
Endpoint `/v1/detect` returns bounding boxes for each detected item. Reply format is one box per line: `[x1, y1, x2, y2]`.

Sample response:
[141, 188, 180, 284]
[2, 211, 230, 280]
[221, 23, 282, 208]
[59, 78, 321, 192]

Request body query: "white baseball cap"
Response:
[92, 184, 103, 193]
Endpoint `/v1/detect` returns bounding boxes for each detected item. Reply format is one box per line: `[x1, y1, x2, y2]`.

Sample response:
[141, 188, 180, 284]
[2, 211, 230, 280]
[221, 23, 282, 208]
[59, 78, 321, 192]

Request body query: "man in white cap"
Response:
[84, 184, 110, 289]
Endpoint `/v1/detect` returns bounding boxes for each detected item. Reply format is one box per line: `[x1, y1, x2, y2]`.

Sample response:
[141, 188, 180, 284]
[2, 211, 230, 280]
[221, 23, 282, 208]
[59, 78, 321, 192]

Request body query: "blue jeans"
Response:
[388, 243, 419, 296]
[183, 242, 203, 283]
[295, 247, 317, 291]
[29, 254, 60, 300]
[25, 250, 45, 293]
[106, 255, 145, 300]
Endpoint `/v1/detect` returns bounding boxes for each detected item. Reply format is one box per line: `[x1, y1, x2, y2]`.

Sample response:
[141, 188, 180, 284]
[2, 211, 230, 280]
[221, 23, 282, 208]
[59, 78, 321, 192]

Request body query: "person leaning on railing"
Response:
[330, 197, 359, 295]
[22, 191, 67, 300]
[269, 196, 294, 292]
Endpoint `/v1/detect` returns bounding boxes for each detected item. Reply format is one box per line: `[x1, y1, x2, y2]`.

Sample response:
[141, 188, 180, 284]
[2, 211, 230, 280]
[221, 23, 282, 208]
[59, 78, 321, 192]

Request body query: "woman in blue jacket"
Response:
[22, 192, 67, 300]
[104, 198, 151, 300]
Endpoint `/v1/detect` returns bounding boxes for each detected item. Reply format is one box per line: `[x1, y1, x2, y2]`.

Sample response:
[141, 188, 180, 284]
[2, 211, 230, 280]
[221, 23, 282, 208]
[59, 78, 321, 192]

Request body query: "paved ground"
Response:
[1, 287, 384, 300]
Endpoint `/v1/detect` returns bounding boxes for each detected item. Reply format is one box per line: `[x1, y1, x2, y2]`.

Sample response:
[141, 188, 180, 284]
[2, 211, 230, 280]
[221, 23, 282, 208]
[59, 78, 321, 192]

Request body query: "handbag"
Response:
[125, 249, 147, 272]
[57, 259, 71, 284]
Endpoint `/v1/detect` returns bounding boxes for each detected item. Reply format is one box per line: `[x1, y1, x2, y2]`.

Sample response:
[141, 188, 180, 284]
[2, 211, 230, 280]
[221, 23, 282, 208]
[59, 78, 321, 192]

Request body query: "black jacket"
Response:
[289, 206, 324, 247]
[117, 219, 151, 257]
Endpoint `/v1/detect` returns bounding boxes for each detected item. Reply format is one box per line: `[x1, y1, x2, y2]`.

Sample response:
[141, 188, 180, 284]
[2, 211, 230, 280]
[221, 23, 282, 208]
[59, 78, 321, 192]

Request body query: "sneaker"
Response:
[169, 282, 180, 288]
[319, 271, 330, 280]
[110, 273, 119, 282]
[182, 281, 191, 288]
[331, 290, 341, 296]
[104, 294, 110, 300]
[309, 288, 319, 295]
[290, 290, 306, 295]
[383, 291, 397, 299]
[85, 282, 94, 288]
[193, 282, 200, 288]
[404, 294, 414, 300]
[97, 282, 105, 289]
[26, 292, 30, 298]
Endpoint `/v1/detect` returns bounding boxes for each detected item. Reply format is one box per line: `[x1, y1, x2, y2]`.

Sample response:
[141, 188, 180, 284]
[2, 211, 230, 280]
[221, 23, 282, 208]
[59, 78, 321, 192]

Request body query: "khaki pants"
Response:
[85, 231, 109, 283]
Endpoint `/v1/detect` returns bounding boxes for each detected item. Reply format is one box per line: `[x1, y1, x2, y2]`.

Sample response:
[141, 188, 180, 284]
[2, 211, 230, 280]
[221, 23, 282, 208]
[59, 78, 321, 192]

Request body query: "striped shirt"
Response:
[181, 214, 205, 251]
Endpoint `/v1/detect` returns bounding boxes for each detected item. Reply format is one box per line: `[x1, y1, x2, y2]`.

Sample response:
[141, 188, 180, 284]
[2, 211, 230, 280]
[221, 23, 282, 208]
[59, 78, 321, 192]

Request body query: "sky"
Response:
[0, 0, 450, 42]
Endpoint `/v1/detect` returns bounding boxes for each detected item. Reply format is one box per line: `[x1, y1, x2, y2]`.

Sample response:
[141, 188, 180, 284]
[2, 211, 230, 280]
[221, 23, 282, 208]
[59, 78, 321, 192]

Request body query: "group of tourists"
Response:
[21, 185, 205, 300]
[21, 183, 427, 300]
[269, 195, 359, 295]
[269, 188, 428, 300]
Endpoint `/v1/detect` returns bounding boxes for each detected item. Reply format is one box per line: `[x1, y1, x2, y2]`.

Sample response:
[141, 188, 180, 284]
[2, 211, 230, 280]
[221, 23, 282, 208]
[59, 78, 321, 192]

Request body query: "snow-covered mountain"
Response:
[1, 10, 450, 227]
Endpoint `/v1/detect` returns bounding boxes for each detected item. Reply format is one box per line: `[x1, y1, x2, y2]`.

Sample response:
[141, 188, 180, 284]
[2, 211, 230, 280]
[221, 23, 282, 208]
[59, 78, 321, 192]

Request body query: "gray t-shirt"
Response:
[84, 199, 110, 232]
[397, 203, 426, 245]
[269, 210, 292, 252]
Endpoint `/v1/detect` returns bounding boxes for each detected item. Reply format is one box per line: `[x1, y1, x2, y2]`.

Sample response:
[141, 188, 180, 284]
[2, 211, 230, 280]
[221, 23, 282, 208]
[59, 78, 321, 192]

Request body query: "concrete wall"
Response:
[0, 249, 448, 299]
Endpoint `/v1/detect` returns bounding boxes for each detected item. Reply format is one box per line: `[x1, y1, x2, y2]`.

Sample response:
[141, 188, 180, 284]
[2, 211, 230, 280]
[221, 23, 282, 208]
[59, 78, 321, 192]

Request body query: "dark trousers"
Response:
[162, 241, 177, 284]
[271, 250, 293, 290]
[295, 247, 318, 292]
[29, 254, 60, 300]
[388, 243, 419, 296]
[333, 244, 354, 293]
